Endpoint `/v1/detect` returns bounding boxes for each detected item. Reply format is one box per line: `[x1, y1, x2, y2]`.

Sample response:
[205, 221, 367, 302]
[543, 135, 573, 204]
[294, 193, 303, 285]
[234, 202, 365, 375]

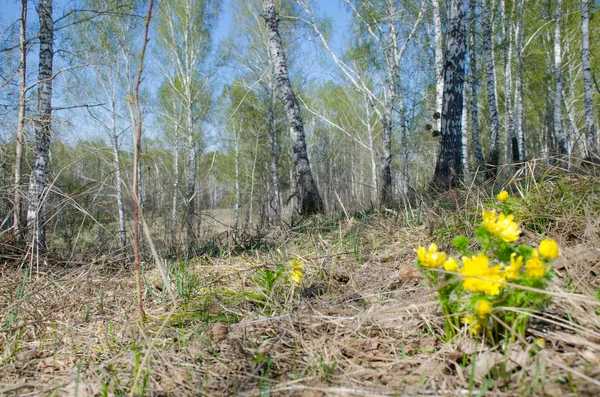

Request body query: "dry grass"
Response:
[2, 166, 600, 396]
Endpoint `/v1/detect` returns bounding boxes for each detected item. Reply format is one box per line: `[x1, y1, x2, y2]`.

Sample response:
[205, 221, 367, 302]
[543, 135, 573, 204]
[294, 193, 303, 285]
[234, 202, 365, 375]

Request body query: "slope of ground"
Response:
[1, 167, 600, 396]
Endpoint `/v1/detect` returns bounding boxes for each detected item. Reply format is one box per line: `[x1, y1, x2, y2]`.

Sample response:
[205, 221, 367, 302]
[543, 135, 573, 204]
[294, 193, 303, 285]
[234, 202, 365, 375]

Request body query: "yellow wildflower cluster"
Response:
[414, 191, 561, 341]
[460, 254, 505, 295]
[539, 239, 559, 260]
[496, 190, 509, 202]
[288, 258, 304, 284]
[506, 253, 523, 280]
[482, 211, 521, 242]
[417, 243, 447, 268]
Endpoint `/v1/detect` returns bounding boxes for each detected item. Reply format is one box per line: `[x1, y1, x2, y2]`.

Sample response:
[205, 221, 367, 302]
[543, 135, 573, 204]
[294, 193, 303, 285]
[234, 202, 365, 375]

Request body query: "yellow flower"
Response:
[505, 253, 523, 280]
[463, 314, 482, 335]
[417, 243, 447, 268]
[496, 190, 509, 201]
[443, 256, 459, 272]
[482, 211, 521, 242]
[539, 239, 559, 260]
[525, 251, 545, 279]
[475, 300, 492, 318]
[460, 254, 506, 295]
[535, 338, 546, 348]
[288, 258, 304, 284]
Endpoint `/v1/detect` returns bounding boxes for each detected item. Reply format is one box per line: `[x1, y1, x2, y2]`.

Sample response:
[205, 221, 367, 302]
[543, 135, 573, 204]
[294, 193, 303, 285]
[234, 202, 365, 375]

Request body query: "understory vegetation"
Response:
[1, 164, 599, 396]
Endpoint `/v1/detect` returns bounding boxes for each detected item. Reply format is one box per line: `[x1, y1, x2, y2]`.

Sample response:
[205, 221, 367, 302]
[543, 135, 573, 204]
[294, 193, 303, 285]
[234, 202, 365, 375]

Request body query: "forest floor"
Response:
[1, 164, 600, 396]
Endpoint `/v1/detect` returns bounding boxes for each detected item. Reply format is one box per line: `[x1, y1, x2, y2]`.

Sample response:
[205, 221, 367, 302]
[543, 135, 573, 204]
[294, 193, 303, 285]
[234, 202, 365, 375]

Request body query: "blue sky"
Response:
[0, 0, 352, 145]
[0, 0, 350, 45]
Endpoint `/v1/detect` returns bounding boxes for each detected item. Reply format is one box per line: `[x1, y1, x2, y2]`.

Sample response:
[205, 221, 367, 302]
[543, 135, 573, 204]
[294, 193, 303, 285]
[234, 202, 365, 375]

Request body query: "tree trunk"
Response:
[553, 0, 568, 157]
[462, 82, 469, 176]
[233, 125, 240, 229]
[503, 1, 518, 163]
[27, 0, 53, 250]
[262, 0, 323, 215]
[545, 37, 555, 159]
[172, 132, 180, 239]
[581, 0, 598, 159]
[482, 0, 500, 176]
[14, 0, 27, 238]
[398, 93, 409, 204]
[432, 0, 467, 189]
[433, 0, 444, 135]
[269, 84, 282, 226]
[469, 0, 485, 171]
[515, 0, 526, 161]
[185, 138, 197, 241]
[365, 96, 378, 204]
[380, 105, 393, 206]
[112, 121, 126, 250]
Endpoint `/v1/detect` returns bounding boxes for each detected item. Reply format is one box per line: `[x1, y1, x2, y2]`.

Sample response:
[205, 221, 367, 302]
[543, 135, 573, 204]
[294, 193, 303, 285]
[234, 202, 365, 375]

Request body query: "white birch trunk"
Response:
[112, 118, 126, 250]
[366, 98, 378, 204]
[269, 81, 282, 226]
[263, 0, 323, 215]
[503, 1, 517, 163]
[27, 0, 53, 250]
[469, 0, 485, 170]
[581, 0, 598, 158]
[433, 0, 444, 135]
[14, 0, 27, 237]
[554, 0, 568, 156]
[172, 132, 180, 237]
[234, 125, 240, 229]
[515, 0, 526, 161]
[462, 82, 470, 176]
[482, 0, 500, 173]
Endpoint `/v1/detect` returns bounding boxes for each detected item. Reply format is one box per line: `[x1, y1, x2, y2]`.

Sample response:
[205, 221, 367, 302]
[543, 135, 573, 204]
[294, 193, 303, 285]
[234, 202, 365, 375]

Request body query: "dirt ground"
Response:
[1, 203, 600, 396]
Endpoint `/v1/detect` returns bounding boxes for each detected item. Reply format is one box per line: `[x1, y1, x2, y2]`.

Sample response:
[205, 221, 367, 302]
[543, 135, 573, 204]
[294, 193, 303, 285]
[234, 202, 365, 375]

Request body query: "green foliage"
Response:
[170, 262, 201, 307]
[253, 266, 285, 299]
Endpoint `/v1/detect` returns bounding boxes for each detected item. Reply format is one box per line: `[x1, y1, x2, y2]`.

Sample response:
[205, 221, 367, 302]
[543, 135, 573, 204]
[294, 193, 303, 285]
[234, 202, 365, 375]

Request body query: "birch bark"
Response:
[515, 0, 526, 161]
[433, 0, 444, 135]
[27, 0, 53, 250]
[433, 0, 467, 188]
[482, 0, 500, 175]
[554, 0, 568, 156]
[503, 1, 517, 163]
[14, 0, 27, 237]
[581, 0, 598, 158]
[469, 0, 485, 170]
[262, 0, 323, 215]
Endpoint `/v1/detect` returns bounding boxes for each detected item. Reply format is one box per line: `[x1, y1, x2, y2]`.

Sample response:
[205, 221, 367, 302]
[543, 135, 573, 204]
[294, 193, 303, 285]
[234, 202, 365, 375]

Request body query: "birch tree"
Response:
[514, 0, 526, 161]
[482, 0, 500, 176]
[468, 0, 485, 170]
[13, 0, 27, 238]
[432, 0, 444, 136]
[27, 0, 54, 250]
[432, 0, 467, 188]
[503, 0, 518, 163]
[262, 0, 324, 215]
[553, 0, 568, 157]
[297, 0, 425, 207]
[580, 0, 598, 159]
[156, 0, 220, 238]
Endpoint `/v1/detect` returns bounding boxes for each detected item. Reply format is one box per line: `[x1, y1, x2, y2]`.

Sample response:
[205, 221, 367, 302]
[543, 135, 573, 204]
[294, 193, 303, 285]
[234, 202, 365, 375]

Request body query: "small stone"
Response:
[210, 323, 229, 343]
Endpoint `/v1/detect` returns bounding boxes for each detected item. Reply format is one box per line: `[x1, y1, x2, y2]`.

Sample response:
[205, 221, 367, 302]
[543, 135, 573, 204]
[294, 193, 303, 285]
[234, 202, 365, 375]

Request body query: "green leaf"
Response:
[494, 240, 515, 263]
[452, 236, 470, 255]
[516, 244, 534, 259]
[474, 225, 489, 246]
